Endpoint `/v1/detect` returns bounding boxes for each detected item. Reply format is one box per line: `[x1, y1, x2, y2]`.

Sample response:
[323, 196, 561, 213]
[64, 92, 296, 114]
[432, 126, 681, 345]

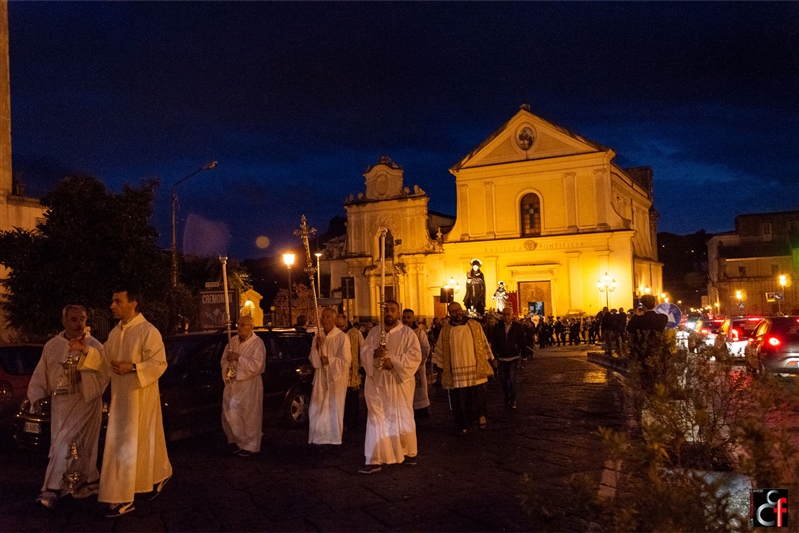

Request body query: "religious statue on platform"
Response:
[463, 259, 486, 316]
[492, 281, 508, 313]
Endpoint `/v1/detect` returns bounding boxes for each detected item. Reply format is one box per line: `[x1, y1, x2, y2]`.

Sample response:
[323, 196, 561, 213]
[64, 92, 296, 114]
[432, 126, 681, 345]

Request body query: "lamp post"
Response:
[283, 253, 295, 326]
[596, 272, 616, 308]
[778, 275, 787, 315]
[171, 161, 218, 287]
[315, 252, 322, 298]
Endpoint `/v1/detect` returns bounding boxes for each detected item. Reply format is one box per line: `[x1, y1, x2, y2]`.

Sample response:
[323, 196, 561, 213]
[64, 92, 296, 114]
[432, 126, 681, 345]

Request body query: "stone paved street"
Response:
[0, 344, 624, 532]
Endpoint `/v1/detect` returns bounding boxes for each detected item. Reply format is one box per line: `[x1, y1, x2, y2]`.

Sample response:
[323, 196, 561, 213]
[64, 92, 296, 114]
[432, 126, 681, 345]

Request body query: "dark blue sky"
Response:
[8, 2, 799, 259]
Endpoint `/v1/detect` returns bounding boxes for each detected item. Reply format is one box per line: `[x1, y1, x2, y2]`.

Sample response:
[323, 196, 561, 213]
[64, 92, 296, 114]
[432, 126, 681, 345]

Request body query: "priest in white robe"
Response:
[99, 288, 172, 517]
[28, 305, 111, 509]
[360, 300, 422, 474]
[308, 307, 351, 445]
[221, 316, 266, 456]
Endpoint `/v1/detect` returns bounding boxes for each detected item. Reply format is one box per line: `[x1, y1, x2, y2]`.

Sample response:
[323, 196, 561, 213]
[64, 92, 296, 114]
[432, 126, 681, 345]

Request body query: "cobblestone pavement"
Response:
[0, 344, 625, 532]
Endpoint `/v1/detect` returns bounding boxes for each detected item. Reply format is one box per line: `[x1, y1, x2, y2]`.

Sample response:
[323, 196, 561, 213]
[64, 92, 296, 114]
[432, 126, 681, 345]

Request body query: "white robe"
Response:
[221, 334, 266, 452]
[27, 333, 110, 492]
[99, 314, 172, 504]
[308, 327, 351, 445]
[362, 324, 421, 465]
[412, 326, 431, 410]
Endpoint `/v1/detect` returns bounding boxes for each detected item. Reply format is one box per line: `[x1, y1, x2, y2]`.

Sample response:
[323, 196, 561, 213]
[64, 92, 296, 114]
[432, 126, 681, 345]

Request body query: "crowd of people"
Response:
[30, 287, 652, 517]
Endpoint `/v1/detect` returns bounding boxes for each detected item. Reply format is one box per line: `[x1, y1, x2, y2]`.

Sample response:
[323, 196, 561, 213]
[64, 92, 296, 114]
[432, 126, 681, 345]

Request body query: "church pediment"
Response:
[452, 105, 610, 171]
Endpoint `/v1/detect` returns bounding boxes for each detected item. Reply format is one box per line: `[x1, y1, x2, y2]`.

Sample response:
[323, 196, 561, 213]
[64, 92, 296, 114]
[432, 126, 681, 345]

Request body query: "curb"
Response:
[587, 351, 629, 374]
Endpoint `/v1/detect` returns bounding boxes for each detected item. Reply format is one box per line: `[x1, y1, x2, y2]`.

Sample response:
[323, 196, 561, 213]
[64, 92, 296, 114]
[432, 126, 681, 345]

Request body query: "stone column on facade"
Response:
[594, 168, 610, 231]
[458, 183, 470, 240]
[484, 181, 496, 238]
[566, 251, 583, 313]
[564, 172, 579, 233]
[483, 256, 498, 312]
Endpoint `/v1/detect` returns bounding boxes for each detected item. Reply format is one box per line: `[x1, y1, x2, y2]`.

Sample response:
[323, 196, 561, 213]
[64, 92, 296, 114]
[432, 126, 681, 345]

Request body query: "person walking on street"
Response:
[99, 287, 172, 517]
[432, 302, 496, 434]
[29, 305, 110, 509]
[308, 307, 351, 445]
[401, 308, 432, 420]
[336, 314, 362, 431]
[360, 300, 421, 473]
[600, 307, 616, 356]
[221, 316, 266, 457]
[490, 307, 527, 409]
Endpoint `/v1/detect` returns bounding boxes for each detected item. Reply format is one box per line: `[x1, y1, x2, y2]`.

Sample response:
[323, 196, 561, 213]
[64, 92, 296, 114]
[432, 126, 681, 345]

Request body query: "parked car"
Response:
[745, 316, 799, 375]
[715, 316, 764, 359]
[13, 328, 314, 450]
[0, 344, 43, 430]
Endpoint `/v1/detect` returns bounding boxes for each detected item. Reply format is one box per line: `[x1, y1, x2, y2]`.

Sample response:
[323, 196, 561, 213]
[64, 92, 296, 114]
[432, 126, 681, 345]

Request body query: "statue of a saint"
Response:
[492, 281, 508, 313]
[463, 259, 486, 316]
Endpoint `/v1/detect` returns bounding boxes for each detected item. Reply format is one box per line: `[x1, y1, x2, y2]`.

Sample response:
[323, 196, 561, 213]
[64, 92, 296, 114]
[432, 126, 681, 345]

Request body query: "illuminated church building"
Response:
[325, 105, 663, 320]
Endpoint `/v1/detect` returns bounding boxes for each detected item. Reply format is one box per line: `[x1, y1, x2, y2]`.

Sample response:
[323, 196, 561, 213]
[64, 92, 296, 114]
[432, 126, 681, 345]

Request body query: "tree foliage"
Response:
[0, 175, 180, 340]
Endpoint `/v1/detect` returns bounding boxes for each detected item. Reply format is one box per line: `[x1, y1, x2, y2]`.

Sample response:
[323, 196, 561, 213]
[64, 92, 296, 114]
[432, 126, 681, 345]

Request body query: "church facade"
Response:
[325, 105, 663, 321]
[0, 1, 45, 340]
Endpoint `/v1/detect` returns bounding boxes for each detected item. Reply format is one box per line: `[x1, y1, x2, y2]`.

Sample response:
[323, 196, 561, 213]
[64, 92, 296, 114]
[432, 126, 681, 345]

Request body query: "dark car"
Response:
[13, 328, 314, 450]
[0, 345, 43, 430]
[745, 316, 799, 375]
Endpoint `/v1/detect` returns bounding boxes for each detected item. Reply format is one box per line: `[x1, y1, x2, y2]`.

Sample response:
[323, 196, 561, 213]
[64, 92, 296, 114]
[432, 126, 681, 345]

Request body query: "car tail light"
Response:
[768, 337, 782, 347]
[701, 329, 709, 335]
[731, 329, 740, 342]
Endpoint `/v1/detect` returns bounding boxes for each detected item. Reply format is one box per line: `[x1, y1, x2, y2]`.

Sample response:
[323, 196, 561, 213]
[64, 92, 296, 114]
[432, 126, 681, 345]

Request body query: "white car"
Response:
[715, 317, 764, 359]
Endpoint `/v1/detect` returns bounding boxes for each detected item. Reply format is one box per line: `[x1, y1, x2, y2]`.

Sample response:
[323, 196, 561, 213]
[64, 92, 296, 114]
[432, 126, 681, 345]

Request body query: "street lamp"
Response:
[596, 272, 616, 308]
[778, 275, 787, 315]
[283, 253, 295, 326]
[171, 161, 218, 287]
[735, 290, 744, 315]
[314, 252, 323, 298]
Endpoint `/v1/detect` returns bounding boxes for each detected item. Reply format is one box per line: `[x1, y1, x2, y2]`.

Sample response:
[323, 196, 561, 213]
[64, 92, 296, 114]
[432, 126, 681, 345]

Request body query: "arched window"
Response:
[520, 193, 541, 236]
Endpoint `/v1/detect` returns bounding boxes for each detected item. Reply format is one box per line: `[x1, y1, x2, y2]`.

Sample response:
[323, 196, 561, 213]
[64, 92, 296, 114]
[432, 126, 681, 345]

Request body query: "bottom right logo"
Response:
[751, 488, 789, 528]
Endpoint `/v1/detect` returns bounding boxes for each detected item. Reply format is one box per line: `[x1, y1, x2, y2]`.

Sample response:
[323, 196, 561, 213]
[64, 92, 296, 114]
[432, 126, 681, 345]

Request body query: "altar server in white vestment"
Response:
[308, 307, 351, 445]
[359, 300, 422, 474]
[99, 288, 172, 517]
[221, 316, 266, 456]
[28, 305, 111, 509]
[401, 308, 431, 418]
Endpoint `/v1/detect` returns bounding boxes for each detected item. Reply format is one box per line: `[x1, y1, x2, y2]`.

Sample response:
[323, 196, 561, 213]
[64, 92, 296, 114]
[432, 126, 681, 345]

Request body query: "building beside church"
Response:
[707, 211, 799, 316]
[324, 105, 663, 321]
[0, 1, 45, 339]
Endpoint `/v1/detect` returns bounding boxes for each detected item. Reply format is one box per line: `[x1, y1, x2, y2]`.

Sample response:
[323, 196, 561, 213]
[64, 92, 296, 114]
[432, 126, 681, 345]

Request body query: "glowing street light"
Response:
[283, 253, 295, 326]
[778, 275, 787, 315]
[597, 272, 616, 308]
[314, 252, 323, 298]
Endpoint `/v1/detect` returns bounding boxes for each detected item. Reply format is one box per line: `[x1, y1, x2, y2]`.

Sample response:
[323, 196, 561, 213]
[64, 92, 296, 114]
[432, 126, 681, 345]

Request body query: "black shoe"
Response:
[147, 475, 171, 501]
[106, 502, 135, 518]
[404, 455, 418, 466]
[228, 443, 241, 455]
[358, 464, 382, 474]
[238, 449, 254, 457]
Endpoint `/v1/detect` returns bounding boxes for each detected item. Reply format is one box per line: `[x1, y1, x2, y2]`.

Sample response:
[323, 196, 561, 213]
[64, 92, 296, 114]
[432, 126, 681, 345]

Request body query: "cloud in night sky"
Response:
[7, 2, 798, 258]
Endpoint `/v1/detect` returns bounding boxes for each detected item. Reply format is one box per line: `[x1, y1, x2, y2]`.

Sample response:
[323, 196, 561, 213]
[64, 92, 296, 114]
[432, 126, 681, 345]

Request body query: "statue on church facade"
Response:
[463, 259, 486, 316]
[492, 281, 508, 313]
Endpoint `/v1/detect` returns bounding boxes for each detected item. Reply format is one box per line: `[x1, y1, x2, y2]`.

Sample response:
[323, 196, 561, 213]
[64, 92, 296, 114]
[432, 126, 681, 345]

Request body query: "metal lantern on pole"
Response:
[596, 272, 616, 308]
[283, 253, 295, 326]
[171, 161, 218, 287]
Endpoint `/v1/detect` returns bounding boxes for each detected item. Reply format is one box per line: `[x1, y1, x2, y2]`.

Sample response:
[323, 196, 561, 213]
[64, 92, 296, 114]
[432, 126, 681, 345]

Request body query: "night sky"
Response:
[8, 2, 799, 259]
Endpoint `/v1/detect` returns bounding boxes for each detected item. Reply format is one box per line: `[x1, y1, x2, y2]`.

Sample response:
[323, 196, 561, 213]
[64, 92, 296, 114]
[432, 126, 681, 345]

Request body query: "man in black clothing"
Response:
[490, 307, 528, 408]
[627, 296, 668, 334]
[601, 308, 616, 355]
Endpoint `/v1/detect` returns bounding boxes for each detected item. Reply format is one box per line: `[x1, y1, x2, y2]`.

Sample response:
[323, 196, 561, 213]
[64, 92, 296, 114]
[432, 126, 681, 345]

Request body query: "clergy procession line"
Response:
[29, 288, 537, 518]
